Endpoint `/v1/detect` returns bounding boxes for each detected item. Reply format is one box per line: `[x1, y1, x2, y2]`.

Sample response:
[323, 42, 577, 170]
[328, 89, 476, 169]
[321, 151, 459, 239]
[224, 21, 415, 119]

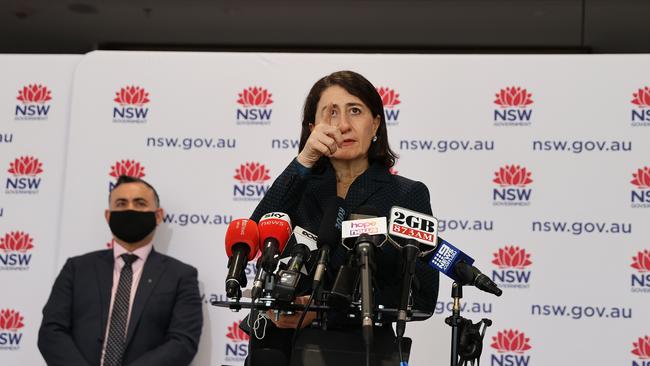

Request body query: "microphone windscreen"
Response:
[224, 218, 259, 260]
[258, 212, 292, 251]
[317, 197, 347, 249]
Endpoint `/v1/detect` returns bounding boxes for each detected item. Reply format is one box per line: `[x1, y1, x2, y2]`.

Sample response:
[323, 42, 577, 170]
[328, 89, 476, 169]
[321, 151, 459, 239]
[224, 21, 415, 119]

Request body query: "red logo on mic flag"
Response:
[234, 162, 271, 183]
[633, 335, 650, 359]
[0, 232, 34, 253]
[493, 165, 533, 187]
[0, 309, 25, 332]
[226, 321, 250, 342]
[492, 246, 532, 269]
[631, 250, 650, 272]
[491, 329, 532, 354]
[632, 87, 650, 107]
[237, 87, 273, 108]
[109, 160, 146, 179]
[631, 167, 650, 189]
[114, 86, 150, 106]
[17, 84, 52, 104]
[8, 156, 43, 177]
[377, 87, 401, 108]
[494, 87, 534, 108]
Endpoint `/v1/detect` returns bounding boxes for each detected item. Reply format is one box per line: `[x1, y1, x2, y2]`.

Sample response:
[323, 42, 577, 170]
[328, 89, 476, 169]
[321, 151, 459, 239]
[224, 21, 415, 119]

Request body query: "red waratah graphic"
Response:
[237, 87, 273, 108]
[7, 156, 43, 177]
[0, 231, 34, 253]
[632, 87, 650, 107]
[491, 329, 532, 354]
[234, 162, 271, 183]
[16, 84, 52, 104]
[109, 160, 146, 179]
[114, 86, 150, 106]
[631, 167, 650, 189]
[0, 309, 25, 332]
[492, 246, 532, 269]
[493, 165, 533, 187]
[494, 87, 534, 108]
[631, 250, 650, 272]
[633, 336, 650, 359]
[377, 87, 401, 108]
[226, 321, 250, 342]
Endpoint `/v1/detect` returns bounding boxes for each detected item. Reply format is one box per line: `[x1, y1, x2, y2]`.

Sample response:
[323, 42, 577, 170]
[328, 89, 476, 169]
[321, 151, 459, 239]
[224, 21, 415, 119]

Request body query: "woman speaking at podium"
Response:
[247, 70, 439, 365]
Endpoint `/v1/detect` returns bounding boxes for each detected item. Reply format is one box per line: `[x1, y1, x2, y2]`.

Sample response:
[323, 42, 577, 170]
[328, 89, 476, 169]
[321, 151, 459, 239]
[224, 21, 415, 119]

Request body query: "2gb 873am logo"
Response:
[631, 86, 650, 127]
[224, 321, 249, 362]
[492, 165, 533, 206]
[491, 246, 532, 289]
[0, 231, 34, 270]
[631, 249, 650, 293]
[113, 85, 150, 123]
[490, 329, 532, 366]
[630, 167, 650, 208]
[232, 162, 271, 201]
[108, 159, 146, 191]
[15, 84, 52, 120]
[493, 86, 534, 126]
[5, 156, 43, 194]
[235, 87, 273, 125]
[377, 86, 401, 125]
[0, 309, 24, 350]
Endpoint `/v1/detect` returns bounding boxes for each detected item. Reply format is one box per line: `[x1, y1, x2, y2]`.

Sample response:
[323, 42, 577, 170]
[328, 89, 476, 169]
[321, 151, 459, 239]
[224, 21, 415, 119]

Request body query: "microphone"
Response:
[430, 238, 502, 297]
[312, 197, 347, 292]
[273, 226, 318, 302]
[224, 219, 260, 299]
[251, 212, 292, 300]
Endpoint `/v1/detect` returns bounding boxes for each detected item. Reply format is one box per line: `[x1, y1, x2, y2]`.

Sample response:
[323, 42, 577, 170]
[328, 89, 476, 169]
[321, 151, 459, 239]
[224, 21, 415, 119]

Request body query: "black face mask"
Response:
[108, 210, 157, 244]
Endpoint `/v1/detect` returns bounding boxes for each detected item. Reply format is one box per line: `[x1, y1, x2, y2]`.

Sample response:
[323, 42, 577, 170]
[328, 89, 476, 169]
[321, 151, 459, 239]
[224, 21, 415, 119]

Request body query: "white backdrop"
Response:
[2, 51, 650, 366]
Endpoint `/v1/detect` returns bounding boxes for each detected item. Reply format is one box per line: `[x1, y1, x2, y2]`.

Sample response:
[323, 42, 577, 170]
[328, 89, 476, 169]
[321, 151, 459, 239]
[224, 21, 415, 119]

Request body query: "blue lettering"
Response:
[385, 109, 400, 121]
[632, 361, 650, 366]
[5, 178, 41, 190]
[492, 270, 531, 283]
[225, 343, 249, 357]
[631, 190, 650, 203]
[493, 188, 531, 201]
[233, 185, 269, 197]
[134, 108, 149, 119]
[631, 274, 650, 287]
[0, 332, 23, 345]
[15, 105, 50, 116]
[494, 109, 533, 122]
[113, 107, 148, 119]
[237, 109, 272, 121]
[631, 109, 650, 122]
[0, 133, 14, 143]
[491, 354, 530, 366]
[0, 254, 32, 266]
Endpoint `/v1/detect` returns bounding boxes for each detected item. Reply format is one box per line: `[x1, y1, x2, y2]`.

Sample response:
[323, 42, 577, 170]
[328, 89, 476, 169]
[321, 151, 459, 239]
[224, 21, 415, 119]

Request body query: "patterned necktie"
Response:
[103, 253, 138, 366]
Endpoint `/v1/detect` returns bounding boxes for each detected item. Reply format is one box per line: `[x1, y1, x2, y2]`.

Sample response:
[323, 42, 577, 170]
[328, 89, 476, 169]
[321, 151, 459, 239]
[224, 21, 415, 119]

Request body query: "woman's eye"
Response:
[349, 107, 361, 115]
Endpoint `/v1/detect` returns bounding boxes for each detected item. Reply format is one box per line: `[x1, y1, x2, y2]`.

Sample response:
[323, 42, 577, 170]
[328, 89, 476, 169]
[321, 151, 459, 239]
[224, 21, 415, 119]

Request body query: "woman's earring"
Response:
[372, 136, 378, 142]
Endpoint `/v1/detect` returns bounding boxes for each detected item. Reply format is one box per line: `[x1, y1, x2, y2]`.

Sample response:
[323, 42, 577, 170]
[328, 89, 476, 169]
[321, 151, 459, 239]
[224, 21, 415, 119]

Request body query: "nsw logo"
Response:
[15, 84, 52, 121]
[491, 246, 532, 289]
[493, 86, 534, 126]
[0, 309, 24, 350]
[490, 329, 532, 366]
[631, 86, 650, 127]
[492, 165, 533, 206]
[631, 249, 650, 293]
[113, 86, 150, 123]
[224, 321, 249, 362]
[108, 159, 146, 191]
[377, 87, 401, 125]
[632, 335, 650, 366]
[233, 162, 271, 201]
[236, 86, 273, 125]
[5, 156, 43, 194]
[631, 167, 650, 208]
[0, 231, 34, 270]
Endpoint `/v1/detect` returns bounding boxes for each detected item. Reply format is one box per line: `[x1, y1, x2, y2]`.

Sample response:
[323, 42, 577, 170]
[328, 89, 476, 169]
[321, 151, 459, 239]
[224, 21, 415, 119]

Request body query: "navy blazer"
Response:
[251, 158, 439, 314]
[38, 249, 202, 366]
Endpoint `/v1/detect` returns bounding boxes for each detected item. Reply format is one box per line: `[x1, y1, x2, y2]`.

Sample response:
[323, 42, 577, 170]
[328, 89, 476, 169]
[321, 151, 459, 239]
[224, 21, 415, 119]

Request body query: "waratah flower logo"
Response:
[377, 87, 401, 108]
[0, 231, 34, 253]
[114, 86, 150, 106]
[226, 321, 250, 342]
[16, 84, 52, 104]
[491, 329, 532, 354]
[631, 167, 650, 189]
[234, 162, 271, 183]
[632, 87, 650, 107]
[631, 250, 650, 272]
[492, 246, 532, 269]
[632, 336, 650, 359]
[0, 309, 25, 332]
[493, 165, 533, 187]
[109, 160, 146, 179]
[8, 156, 43, 177]
[494, 87, 534, 108]
[237, 87, 273, 108]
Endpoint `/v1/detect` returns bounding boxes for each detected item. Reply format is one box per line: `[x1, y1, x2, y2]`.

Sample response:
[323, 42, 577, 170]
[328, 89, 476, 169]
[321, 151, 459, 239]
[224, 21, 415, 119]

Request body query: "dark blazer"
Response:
[38, 248, 203, 366]
[251, 158, 439, 315]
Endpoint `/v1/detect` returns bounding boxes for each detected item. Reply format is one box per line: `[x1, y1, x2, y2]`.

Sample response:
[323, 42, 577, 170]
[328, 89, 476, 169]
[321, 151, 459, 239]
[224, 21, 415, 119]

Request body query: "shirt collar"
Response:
[113, 241, 154, 262]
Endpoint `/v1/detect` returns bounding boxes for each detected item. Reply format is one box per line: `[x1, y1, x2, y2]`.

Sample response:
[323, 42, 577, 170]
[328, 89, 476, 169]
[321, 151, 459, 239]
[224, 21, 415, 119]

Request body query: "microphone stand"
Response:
[355, 233, 375, 366]
[445, 282, 463, 366]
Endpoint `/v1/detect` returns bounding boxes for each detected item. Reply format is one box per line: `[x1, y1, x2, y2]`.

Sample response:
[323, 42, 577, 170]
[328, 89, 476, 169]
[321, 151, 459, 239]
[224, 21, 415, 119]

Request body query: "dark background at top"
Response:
[2, 0, 650, 54]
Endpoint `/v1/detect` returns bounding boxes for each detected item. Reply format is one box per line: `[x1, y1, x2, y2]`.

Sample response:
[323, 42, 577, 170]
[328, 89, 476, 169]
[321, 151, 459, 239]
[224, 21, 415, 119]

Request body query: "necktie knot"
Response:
[121, 253, 138, 267]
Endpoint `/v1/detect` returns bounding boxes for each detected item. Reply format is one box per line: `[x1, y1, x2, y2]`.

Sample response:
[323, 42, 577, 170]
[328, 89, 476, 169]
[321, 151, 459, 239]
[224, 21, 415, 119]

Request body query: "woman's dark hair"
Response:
[299, 70, 397, 171]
